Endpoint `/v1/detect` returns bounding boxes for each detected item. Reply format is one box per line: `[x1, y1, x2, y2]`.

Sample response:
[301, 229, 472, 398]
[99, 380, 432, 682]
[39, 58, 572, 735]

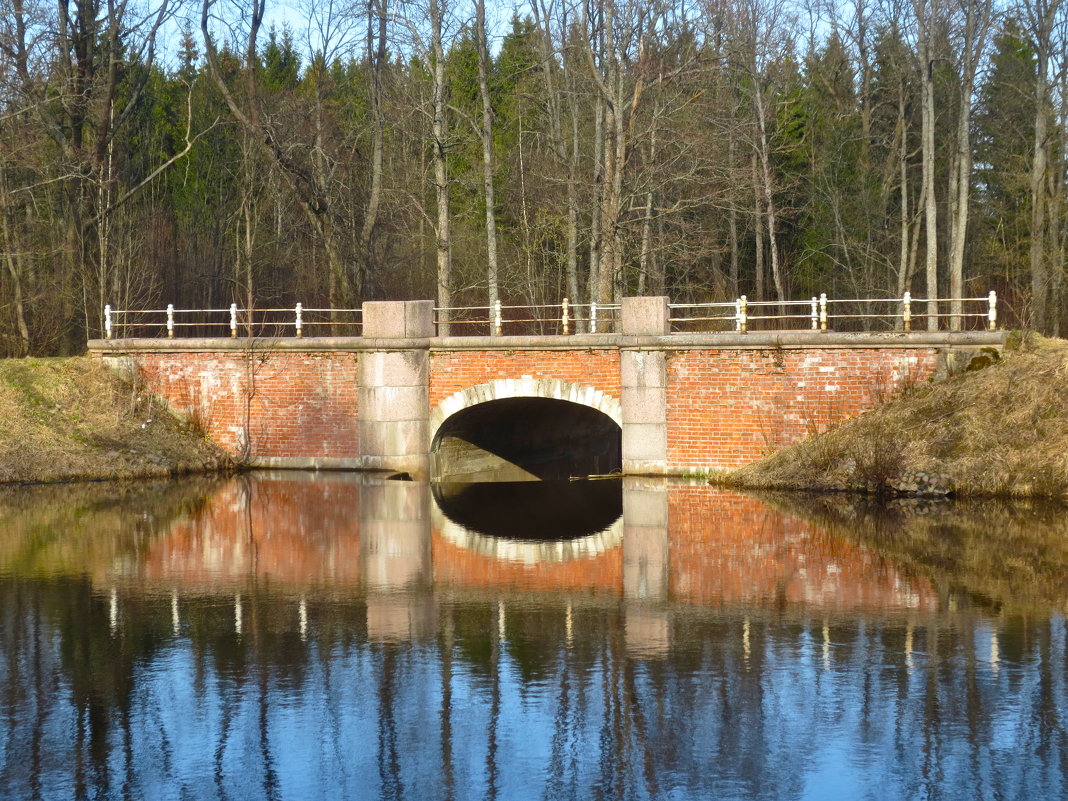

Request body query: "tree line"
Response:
[1, 0, 1066, 354]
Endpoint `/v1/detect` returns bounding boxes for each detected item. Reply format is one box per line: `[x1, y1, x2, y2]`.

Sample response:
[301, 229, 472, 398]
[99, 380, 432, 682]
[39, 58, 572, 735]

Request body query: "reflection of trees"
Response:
[2, 578, 1067, 798]
[765, 492, 1068, 613]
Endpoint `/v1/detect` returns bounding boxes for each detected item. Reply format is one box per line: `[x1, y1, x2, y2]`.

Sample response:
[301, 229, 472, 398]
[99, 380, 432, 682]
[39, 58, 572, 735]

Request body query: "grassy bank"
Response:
[0, 357, 231, 484]
[728, 334, 1068, 499]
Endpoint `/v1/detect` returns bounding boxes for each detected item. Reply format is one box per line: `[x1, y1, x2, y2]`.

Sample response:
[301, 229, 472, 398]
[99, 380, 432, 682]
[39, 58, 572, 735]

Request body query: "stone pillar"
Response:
[620, 296, 669, 474]
[359, 300, 433, 478]
[361, 479, 435, 641]
[622, 477, 670, 657]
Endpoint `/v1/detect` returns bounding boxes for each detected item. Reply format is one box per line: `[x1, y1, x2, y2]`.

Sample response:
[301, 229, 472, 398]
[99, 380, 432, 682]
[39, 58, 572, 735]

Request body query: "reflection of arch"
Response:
[429, 378, 623, 447]
[432, 501, 623, 565]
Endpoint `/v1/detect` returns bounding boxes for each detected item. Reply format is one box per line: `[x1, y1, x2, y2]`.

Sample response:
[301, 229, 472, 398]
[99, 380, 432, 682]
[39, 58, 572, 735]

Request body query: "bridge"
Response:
[88, 296, 1005, 480]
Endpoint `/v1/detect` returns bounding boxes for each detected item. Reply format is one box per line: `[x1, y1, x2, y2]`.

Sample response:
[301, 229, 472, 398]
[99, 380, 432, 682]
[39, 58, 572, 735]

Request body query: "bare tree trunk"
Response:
[1051, 74, 1068, 335]
[358, 0, 388, 300]
[1025, 0, 1062, 333]
[638, 103, 661, 296]
[728, 137, 739, 297]
[596, 0, 621, 309]
[475, 0, 499, 313]
[430, 0, 451, 334]
[752, 150, 765, 301]
[752, 84, 785, 304]
[897, 81, 911, 298]
[916, 0, 939, 330]
[0, 192, 31, 355]
[589, 94, 605, 308]
[533, 0, 582, 323]
[947, 0, 991, 331]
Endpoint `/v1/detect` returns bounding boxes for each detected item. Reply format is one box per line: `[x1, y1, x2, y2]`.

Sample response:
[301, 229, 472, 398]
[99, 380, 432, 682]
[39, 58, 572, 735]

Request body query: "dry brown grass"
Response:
[0, 357, 231, 484]
[728, 334, 1068, 499]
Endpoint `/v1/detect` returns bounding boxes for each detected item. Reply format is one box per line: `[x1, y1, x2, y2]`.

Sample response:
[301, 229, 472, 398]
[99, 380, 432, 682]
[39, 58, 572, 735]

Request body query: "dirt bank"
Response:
[727, 334, 1068, 499]
[0, 357, 231, 484]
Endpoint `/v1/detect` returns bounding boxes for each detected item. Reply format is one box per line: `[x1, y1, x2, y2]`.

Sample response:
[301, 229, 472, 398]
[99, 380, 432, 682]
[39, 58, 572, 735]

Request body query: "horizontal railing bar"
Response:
[668, 317, 734, 323]
[103, 293, 999, 339]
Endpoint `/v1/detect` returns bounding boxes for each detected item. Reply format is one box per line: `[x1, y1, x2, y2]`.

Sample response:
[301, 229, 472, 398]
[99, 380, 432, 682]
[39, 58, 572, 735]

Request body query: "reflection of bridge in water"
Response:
[120, 473, 937, 652]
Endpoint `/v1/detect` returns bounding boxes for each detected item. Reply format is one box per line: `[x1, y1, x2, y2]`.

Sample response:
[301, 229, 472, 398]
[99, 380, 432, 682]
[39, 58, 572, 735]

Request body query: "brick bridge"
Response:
[88, 297, 1004, 480]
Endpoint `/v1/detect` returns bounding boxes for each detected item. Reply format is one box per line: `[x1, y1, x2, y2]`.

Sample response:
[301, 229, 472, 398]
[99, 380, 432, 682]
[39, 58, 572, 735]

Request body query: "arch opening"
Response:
[431, 397, 622, 483]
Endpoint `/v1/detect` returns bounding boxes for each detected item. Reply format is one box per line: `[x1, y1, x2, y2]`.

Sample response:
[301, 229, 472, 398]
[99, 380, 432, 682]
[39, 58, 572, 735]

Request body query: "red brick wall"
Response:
[122, 344, 939, 470]
[667, 348, 938, 468]
[429, 349, 621, 407]
[132, 351, 359, 461]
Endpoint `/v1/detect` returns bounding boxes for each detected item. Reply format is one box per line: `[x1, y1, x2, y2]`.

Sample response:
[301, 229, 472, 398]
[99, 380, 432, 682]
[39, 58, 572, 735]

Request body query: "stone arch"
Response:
[428, 377, 623, 448]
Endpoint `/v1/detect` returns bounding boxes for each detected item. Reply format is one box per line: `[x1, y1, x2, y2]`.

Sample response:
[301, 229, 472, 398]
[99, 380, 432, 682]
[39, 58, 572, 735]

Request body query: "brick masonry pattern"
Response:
[429, 349, 622, 408]
[117, 345, 937, 470]
[131, 351, 360, 460]
[666, 348, 938, 468]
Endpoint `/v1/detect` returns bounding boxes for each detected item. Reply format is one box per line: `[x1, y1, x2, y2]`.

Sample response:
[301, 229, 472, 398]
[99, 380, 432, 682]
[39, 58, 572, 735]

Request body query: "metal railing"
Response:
[668, 291, 998, 333]
[435, 299, 621, 336]
[104, 304, 362, 339]
[103, 292, 998, 339]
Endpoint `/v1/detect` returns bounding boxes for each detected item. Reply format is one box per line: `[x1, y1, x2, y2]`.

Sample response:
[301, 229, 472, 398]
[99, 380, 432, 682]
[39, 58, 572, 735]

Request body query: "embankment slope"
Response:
[729, 335, 1068, 498]
[0, 357, 229, 483]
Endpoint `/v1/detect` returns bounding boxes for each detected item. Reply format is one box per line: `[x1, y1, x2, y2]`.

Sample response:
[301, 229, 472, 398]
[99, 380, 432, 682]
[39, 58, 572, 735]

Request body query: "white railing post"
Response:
[590, 302, 598, 334]
[562, 297, 570, 335]
[810, 297, 818, 330]
[494, 300, 502, 336]
[819, 293, 828, 332]
[903, 291, 912, 332]
[230, 303, 238, 337]
[104, 304, 112, 339]
[166, 304, 174, 339]
[737, 296, 748, 333]
[295, 303, 303, 338]
[988, 290, 997, 331]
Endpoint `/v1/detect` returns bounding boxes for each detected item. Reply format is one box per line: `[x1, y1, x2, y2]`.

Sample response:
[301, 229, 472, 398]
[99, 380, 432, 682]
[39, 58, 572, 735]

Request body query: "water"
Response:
[0, 472, 1066, 801]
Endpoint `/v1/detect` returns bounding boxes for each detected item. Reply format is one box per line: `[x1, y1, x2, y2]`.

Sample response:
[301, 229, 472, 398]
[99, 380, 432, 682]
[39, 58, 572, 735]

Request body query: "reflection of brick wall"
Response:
[431, 529, 623, 595]
[667, 348, 937, 467]
[667, 486, 937, 611]
[429, 350, 621, 407]
[132, 352, 359, 460]
[142, 478, 363, 589]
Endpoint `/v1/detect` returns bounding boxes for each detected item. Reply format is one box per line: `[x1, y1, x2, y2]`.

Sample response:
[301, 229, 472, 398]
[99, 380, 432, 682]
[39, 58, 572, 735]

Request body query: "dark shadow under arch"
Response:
[430, 397, 622, 483]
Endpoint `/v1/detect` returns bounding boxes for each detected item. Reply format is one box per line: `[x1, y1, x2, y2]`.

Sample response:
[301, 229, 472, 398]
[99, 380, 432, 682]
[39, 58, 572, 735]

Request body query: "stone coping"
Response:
[88, 330, 1006, 354]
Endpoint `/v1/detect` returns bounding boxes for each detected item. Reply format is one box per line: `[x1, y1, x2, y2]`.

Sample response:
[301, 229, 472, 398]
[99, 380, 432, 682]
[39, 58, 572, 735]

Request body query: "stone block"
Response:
[359, 419, 428, 458]
[362, 301, 408, 338]
[360, 386, 429, 422]
[621, 296, 670, 336]
[404, 300, 436, 338]
[621, 350, 667, 388]
[359, 350, 429, 387]
[622, 385, 668, 424]
[622, 422, 667, 466]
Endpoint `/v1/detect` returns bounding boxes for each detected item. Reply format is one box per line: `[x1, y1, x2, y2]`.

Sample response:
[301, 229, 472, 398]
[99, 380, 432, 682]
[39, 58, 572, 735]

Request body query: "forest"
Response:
[0, 0, 1066, 354]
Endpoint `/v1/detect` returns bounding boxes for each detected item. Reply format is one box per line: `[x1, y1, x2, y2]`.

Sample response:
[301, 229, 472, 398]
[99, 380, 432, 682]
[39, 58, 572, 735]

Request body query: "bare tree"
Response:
[910, 0, 940, 330]
[1022, 0, 1066, 333]
[946, 0, 992, 330]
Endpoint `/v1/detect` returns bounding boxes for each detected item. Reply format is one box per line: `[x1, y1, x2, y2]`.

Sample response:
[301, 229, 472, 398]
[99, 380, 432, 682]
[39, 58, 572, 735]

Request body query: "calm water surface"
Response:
[0, 472, 1066, 800]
